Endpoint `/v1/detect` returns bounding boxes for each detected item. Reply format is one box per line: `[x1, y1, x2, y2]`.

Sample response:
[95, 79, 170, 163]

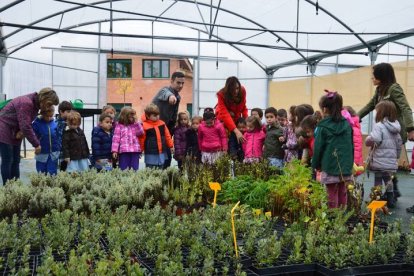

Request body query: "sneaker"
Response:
[410, 169, 414, 175]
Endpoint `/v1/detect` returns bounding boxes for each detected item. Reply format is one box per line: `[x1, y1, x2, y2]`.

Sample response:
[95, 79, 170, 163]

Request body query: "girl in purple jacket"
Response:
[173, 112, 190, 170]
[198, 110, 228, 164]
[111, 107, 144, 171]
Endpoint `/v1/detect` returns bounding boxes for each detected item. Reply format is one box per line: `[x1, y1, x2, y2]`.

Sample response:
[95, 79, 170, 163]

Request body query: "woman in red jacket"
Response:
[215, 76, 248, 143]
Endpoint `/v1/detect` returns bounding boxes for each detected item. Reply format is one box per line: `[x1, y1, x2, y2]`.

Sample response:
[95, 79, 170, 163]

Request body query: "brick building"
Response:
[106, 54, 193, 117]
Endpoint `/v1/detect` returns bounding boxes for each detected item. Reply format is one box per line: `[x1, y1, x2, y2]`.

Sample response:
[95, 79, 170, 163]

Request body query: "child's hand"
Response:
[35, 146, 41, 155]
[279, 136, 285, 143]
[112, 152, 118, 159]
[64, 158, 70, 163]
[171, 148, 175, 155]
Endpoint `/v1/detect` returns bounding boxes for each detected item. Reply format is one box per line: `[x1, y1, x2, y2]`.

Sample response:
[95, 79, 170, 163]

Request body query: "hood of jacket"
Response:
[318, 116, 350, 136]
[383, 118, 401, 134]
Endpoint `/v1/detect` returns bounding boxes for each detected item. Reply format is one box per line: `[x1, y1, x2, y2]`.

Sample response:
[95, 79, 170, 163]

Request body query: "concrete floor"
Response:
[10, 154, 414, 232]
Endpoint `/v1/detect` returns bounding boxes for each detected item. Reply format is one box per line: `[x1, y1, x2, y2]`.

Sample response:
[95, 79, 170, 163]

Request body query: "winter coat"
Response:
[32, 117, 59, 154]
[0, 92, 40, 147]
[365, 119, 402, 172]
[215, 87, 248, 132]
[152, 86, 181, 134]
[111, 123, 144, 154]
[243, 128, 266, 159]
[186, 128, 201, 160]
[358, 83, 414, 143]
[173, 125, 189, 159]
[284, 122, 298, 162]
[351, 116, 364, 166]
[139, 119, 173, 154]
[228, 132, 244, 162]
[263, 124, 285, 159]
[311, 116, 353, 176]
[198, 120, 228, 152]
[55, 117, 66, 153]
[92, 126, 113, 160]
[62, 127, 90, 161]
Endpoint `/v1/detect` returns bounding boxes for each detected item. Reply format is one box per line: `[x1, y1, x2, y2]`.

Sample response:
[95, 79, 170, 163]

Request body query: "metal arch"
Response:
[7, 17, 267, 71]
[3, 0, 309, 64]
[176, 0, 309, 65]
[0, 0, 25, 13]
[3, 0, 117, 40]
[304, 0, 371, 50]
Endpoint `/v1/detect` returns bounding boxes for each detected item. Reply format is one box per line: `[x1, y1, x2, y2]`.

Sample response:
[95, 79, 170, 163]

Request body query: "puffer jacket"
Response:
[111, 122, 144, 154]
[139, 118, 173, 154]
[366, 119, 402, 172]
[243, 128, 266, 159]
[173, 125, 189, 159]
[351, 116, 364, 167]
[32, 116, 59, 154]
[198, 120, 228, 152]
[92, 126, 113, 160]
[62, 127, 90, 161]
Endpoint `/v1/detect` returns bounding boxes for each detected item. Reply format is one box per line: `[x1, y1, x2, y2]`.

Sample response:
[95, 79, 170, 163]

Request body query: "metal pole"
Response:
[97, 22, 101, 108]
[51, 50, 54, 89]
[193, 30, 201, 116]
[296, 0, 300, 48]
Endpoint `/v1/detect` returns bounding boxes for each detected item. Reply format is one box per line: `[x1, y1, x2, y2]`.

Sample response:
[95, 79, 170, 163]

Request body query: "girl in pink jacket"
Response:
[111, 107, 144, 171]
[343, 106, 364, 174]
[198, 110, 227, 164]
[243, 116, 266, 163]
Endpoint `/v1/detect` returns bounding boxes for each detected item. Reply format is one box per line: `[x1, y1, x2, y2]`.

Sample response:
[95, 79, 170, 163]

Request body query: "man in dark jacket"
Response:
[152, 71, 185, 169]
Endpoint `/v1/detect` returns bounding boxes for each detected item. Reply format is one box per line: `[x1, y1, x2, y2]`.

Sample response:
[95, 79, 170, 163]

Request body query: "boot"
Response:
[392, 175, 401, 200]
[386, 192, 395, 208]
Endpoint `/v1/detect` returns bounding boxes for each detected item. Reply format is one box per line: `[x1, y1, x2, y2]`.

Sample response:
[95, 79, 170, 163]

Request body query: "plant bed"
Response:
[251, 263, 317, 275]
[2, 254, 37, 276]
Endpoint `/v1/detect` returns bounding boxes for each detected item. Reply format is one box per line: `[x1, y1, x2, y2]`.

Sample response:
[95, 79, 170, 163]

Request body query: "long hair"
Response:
[319, 92, 343, 122]
[118, 106, 136, 125]
[375, 101, 397, 123]
[176, 111, 190, 127]
[373, 63, 396, 85]
[222, 76, 242, 105]
[294, 104, 314, 127]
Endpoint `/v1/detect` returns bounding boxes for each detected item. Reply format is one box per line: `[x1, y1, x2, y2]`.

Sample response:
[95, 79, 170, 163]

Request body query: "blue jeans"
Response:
[268, 158, 284, 169]
[0, 142, 21, 185]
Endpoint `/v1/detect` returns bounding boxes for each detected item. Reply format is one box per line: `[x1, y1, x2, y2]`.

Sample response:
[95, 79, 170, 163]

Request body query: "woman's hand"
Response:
[234, 128, 245, 143]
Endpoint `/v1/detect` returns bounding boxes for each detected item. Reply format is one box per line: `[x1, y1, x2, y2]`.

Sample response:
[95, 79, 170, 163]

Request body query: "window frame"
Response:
[107, 59, 132, 79]
[142, 59, 170, 79]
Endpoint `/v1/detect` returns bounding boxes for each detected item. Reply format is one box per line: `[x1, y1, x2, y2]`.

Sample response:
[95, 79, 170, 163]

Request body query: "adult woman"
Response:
[0, 88, 59, 184]
[358, 63, 414, 209]
[215, 76, 248, 142]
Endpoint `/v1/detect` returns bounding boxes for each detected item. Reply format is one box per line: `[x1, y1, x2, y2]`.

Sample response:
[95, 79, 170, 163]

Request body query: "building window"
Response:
[107, 59, 132, 78]
[143, 59, 170, 78]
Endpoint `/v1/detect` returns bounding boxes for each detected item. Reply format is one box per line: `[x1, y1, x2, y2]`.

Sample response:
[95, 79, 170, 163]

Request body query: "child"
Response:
[112, 107, 144, 171]
[56, 101, 73, 171]
[277, 108, 288, 128]
[198, 110, 227, 164]
[92, 113, 113, 171]
[32, 106, 59, 175]
[243, 115, 266, 163]
[342, 106, 364, 175]
[186, 116, 202, 163]
[251, 107, 266, 130]
[263, 107, 285, 168]
[300, 114, 318, 166]
[173, 112, 190, 170]
[365, 101, 402, 208]
[62, 111, 90, 173]
[228, 117, 246, 162]
[311, 91, 353, 209]
[284, 105, 298, 162]
[139, 104, 173, 169]
[102, 105, 116, 119]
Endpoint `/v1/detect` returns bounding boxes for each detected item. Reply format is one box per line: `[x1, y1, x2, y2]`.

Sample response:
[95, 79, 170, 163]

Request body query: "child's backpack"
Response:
[0, 99, 12, 111]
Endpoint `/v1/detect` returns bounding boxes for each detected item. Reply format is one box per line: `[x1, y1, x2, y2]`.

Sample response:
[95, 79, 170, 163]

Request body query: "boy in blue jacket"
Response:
[32, 106, 59, 175]
[91, 113, 114, 171]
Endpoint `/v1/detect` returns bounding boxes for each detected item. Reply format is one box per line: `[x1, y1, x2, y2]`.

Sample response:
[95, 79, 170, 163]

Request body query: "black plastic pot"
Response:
[251, 263, 317, 275]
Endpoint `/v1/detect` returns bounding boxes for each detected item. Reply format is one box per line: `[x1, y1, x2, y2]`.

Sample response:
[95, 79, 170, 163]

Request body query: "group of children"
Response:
[32, 90, 406, 209]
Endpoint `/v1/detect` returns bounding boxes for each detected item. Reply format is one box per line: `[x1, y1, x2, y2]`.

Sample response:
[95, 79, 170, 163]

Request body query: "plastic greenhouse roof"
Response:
[1, 0, 414, 74]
